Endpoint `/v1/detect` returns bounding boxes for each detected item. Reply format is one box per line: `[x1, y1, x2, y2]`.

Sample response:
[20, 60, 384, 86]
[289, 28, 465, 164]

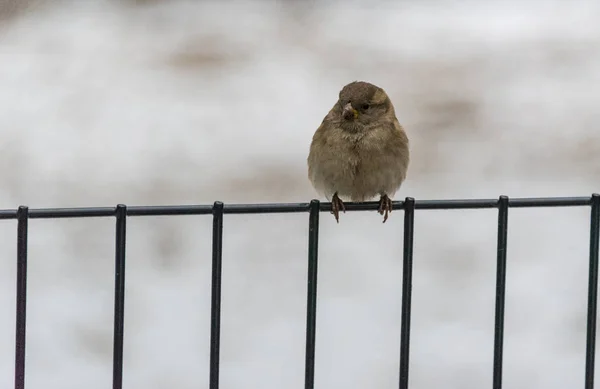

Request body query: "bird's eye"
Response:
[362, 103, 370, 110]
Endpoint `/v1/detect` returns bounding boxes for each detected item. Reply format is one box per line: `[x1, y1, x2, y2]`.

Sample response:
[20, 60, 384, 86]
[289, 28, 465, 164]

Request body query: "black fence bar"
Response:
[14, 206, 28, 389]
[5, 194, 600, 388]
[399, 197, 415, 389]
[585, 194, 600, 389]
[210, 202, 224, 389]
[304, 200, 320, 389]
[493, 196, 509, 389]
[0, 196, 594, 220]
[112, 205, 127, 389]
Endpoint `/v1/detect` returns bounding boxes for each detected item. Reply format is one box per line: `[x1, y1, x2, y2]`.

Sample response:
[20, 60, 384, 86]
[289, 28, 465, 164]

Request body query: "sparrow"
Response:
[307, 81, 409, 223]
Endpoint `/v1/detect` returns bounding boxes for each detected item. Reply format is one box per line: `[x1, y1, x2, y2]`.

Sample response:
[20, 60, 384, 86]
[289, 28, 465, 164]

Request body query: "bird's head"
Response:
[336, 81, 394, 133]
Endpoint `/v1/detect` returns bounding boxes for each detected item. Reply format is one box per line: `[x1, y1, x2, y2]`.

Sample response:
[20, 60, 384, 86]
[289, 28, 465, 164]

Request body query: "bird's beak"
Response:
[342, 102, 358, 121]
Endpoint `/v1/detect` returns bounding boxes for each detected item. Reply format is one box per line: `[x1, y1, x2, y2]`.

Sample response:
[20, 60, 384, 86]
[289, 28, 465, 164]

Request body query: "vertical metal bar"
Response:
[210, 201, 224, 389]
[399, 197, 415, 389]
[304, 200, 320, 389]
[585, 193, 600, 389]
[493, 196, 509, 389]
[113, 205, 127, 389]
[15, 206, 28, 389]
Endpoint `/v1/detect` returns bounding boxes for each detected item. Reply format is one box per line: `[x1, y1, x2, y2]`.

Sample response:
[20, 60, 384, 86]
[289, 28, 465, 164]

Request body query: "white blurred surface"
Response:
[0, 1, 599, 388]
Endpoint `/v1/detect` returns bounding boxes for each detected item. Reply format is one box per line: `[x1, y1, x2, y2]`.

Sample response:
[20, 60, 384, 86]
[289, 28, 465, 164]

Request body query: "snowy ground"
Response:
[1, 1, 599, 388]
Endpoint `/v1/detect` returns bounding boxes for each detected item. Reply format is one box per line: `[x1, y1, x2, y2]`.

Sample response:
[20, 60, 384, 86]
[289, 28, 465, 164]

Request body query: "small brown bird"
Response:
[307, 81, 409, 223]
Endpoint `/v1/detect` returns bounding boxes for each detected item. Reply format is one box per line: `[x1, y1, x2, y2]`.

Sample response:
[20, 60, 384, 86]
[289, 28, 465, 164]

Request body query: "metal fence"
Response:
[2, 194, 600, 389]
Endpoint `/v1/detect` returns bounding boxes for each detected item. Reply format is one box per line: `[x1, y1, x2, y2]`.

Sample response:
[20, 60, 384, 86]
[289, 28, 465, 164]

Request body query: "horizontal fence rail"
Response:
[3, 194, 600, 389]
[0, 196, 595, 220]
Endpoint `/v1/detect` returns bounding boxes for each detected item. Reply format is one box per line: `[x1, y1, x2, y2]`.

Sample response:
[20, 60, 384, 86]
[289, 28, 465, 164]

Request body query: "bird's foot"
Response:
[378, 194, 393, 223]
[331, 193, 346, 223]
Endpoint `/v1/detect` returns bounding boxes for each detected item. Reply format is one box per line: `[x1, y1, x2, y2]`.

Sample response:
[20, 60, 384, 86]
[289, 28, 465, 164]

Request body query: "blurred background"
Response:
[1, 0, 599, 388]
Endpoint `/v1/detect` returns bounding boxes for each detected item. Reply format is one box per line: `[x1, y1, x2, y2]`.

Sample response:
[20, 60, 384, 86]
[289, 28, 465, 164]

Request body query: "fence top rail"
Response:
[0, 195, 596, 220]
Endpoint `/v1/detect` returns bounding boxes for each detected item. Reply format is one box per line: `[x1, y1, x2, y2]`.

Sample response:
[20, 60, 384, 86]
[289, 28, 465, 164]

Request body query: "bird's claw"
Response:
[331, 193, 346, 223]
[378, 194, 392, 223]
